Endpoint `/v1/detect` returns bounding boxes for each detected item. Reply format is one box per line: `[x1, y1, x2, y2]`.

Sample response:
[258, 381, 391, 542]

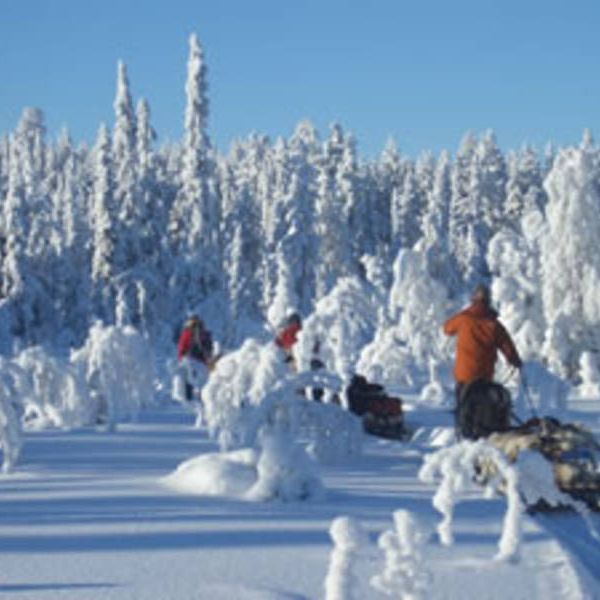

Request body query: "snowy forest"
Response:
[1, 32, 600, 387]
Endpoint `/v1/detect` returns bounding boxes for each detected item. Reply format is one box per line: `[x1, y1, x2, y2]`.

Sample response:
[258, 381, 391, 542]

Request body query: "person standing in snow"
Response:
[177, 315, 214, 401]
[443, 284, 522, 437]
[275, 313, 302, 368]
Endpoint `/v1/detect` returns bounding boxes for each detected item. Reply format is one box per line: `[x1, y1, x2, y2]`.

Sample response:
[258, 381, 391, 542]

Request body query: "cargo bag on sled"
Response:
[346, 375, 404, 439]
[456, 379, 512, 440]
[487, 417, 600, 511]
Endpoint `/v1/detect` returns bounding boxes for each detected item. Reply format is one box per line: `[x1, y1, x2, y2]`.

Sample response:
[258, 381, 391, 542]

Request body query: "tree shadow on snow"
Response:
[0, 527, 330, 553]
[0, 582, 119, 593]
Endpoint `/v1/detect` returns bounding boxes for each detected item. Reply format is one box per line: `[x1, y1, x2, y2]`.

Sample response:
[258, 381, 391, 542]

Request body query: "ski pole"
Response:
[520, 369, 538, 420]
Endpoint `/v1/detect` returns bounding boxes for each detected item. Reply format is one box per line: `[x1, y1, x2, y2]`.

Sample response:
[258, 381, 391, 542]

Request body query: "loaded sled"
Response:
[346, 375, 405, 440]
[458, 379, 600, 511]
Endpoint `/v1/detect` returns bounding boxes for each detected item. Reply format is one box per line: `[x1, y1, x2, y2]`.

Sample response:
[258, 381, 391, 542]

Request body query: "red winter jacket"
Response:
[177, 326, 213, 363]
[275, 322, 301, 352]
[443, 301, 522, 384]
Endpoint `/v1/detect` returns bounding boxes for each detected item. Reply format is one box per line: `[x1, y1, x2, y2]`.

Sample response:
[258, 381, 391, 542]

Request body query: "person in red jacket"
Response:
[275, 313, 302, 366]
[177, 315, 214, 401]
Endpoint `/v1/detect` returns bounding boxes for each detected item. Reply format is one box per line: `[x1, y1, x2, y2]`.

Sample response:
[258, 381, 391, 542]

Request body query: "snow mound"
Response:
[162, 448, 258, 497]
[163, 434, 323, 503]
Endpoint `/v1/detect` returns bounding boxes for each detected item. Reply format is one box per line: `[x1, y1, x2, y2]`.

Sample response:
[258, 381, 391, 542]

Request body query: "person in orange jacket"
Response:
[443, 284, 522, 399]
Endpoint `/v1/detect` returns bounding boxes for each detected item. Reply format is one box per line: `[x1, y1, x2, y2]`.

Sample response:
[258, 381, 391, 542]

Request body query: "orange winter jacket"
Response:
[443, 301, 522, 384]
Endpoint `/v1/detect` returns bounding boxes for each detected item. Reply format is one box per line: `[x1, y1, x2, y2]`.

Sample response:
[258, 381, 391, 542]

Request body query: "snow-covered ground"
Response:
[1, 400, 599, 599]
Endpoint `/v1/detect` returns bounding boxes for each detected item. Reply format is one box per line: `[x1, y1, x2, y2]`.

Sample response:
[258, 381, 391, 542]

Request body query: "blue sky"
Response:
[1, 0, 598, 158]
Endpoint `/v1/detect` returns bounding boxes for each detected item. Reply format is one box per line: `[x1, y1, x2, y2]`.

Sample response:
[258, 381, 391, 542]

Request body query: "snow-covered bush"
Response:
[295, 276, 380, 386]
[246, 429, 323, 502]
[418, 440, 523, 561]
[575, 351, 600, 399]
[0, 358, 25, 472]
[488, 211, 547, 363]
[15, 346, 93, 429]
[71, 322, 156, 430]
[199, 336, 365, 500]
[324, 516, 367, 600]
[387, 248, 450, 369]
[516, 450, 600, 540]
[203, 339, 288, 449]
[357, 248, 450, 394]
[203, 338, 363, 460]
[371, 510, 431, 600]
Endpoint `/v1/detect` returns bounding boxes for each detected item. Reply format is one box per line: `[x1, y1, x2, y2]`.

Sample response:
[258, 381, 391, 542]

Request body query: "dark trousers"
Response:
[454, 383, 464, 439]
[185, 382, 194, 401]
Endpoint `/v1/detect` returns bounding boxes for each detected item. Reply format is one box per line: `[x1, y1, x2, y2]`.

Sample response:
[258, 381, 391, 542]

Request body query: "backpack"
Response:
[456, 379, 512, 440]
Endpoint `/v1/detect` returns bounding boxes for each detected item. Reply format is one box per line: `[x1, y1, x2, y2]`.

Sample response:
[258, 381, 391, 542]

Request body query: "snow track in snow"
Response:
[535, 512, 600, 591]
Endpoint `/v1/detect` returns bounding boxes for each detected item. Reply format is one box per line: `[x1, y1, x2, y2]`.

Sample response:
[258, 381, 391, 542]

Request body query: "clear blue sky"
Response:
[1, 0, 598, 158]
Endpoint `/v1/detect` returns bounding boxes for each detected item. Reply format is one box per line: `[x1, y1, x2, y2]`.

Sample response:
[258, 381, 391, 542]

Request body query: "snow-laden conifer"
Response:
[16, 346, 93, 429]
[371, 509, 431, 600]
[324, 516, 367, 600]
[71, 323, 156, 430]
[488, 210, 546, 362]
[541, 145, 600, 377]
[0, 357, 25, 472]
[314, 124, 357, 299]
[90, 124, 116, 322]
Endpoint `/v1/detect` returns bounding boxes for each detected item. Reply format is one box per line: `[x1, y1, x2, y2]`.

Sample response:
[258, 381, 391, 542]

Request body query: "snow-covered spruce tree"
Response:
[0, 357, 25, 472]
[541, 142, 600, 378]
[0, 109, 54, 346]
[416, 150, 460, 293]
[259, 137, 294, 313]
[487, 210, 546, 362]
[448, 132, 492, 290]
[504, 145, 546, 224]
[220, 139, 265, 342]
[390, 158, 422, 254]
[296, 275, 380, 389]
[281, 121, 321, 313]
[131, 97, 165, 334]
[371, 510, 431, 600]
[1, 132, 30, 339]
[356, 247, 449, 393]
[0, 134, 9, 201]
[70, 322, 156, 430]
[90, 124, 117, 323]
[13, 107, 47, 199]
[49, 140, 91, 346]
[476, 130, 507, 233]
[266, 246, 300, 330]
[168, 33, 221, 319]
[324, 517, 368, 600]
[345, 143, 373, 264]
[448, 132, 475, 290]
[314, 124, 359, 300]
[15, 346, 93, 430]
[111, 61, 145, 326]
[376, 138, 403, 257]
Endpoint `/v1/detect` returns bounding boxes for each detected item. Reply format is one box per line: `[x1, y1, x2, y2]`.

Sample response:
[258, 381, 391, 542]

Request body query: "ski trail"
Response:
[535, 512, 600, 589]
